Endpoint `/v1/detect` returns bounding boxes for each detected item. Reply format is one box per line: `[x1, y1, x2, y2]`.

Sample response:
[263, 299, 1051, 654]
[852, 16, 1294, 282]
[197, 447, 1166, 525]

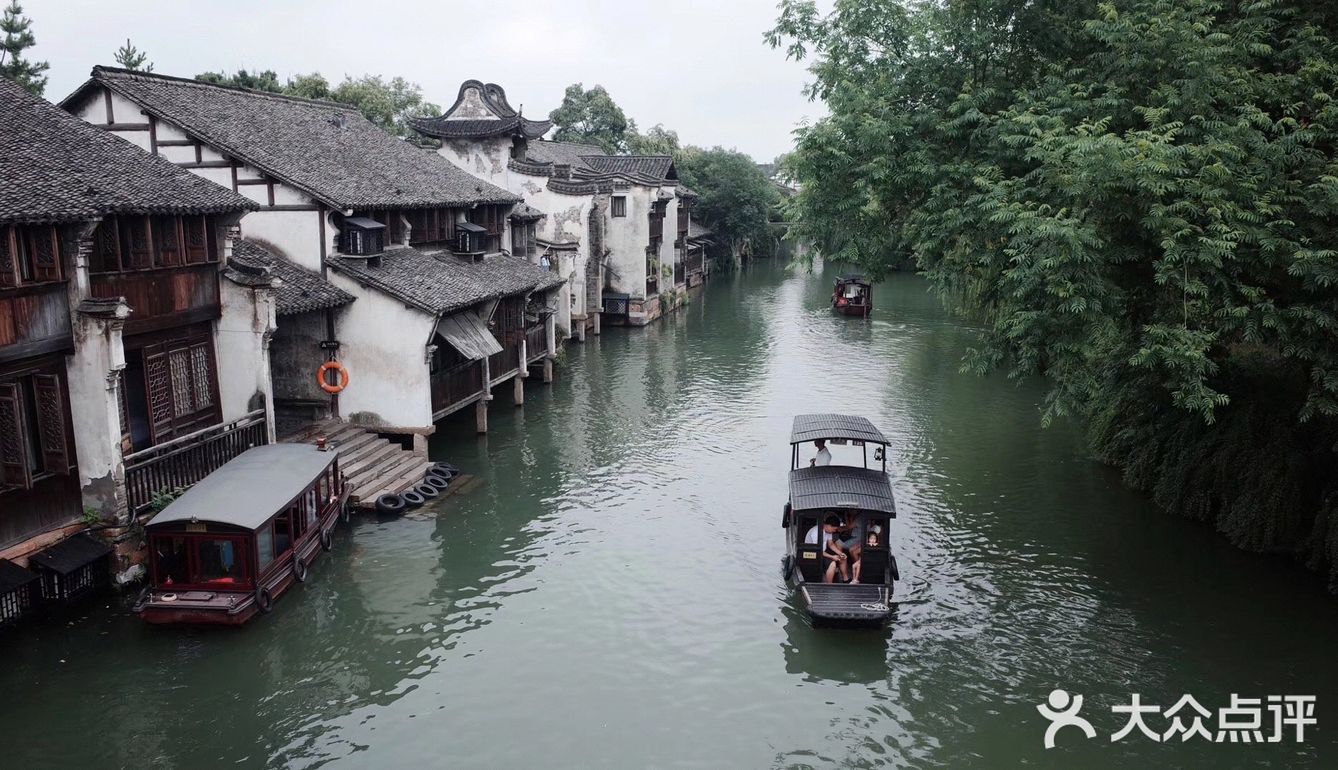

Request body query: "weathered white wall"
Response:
[605, 186, 656, 297]
[325, 271, 435, 430]
[65, 307, 129, 517]
[216, 276, 277, 440]
[240, 210, 324, 272]
[439, 137, 511, 185]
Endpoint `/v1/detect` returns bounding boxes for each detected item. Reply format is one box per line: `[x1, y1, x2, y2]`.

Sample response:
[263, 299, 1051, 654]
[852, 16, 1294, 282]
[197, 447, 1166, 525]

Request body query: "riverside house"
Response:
[63, 68, 566, 447]
[0, 77, 270, 599]
[412, 80, 697, 329]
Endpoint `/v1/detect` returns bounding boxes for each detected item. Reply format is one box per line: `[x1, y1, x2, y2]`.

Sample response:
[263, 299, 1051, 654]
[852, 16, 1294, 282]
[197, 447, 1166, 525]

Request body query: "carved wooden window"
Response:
[140, 334, 220, 445]
[91, 215, 217, 273]
[2, 226, 62, 287]
[152, 216, 182, 267]
[0, 373, 71, 492]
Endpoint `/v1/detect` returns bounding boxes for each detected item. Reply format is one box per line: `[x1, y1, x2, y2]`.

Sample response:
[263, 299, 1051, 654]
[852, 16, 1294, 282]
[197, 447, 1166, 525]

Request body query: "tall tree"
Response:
[284, 72, 330, 100]
[770, 0, 1338, 588]
[113, 38, 152, 72]
[0, 0, 47, 95]
[329, 74, 439, 140]
[549, 83, 635, 153]
[626, 124, 680, 156]
[195, 68, 283, 92]
[677, 147, 780, 260]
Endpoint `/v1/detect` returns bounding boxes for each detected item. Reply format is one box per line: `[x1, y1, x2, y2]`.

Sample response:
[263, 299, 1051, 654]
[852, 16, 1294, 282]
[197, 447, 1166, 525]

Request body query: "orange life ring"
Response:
[318, 360, 349, 394]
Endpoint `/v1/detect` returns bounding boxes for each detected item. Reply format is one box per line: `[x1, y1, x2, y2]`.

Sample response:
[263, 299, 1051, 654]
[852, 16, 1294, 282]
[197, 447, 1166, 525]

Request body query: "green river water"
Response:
[1, 259, 1335, 769]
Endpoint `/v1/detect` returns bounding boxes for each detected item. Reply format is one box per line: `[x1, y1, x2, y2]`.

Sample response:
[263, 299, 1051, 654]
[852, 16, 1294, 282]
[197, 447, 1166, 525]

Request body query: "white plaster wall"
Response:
[158, 144, 196, 164]
[66, 312, 127, 498]
[239, 210, 323, 272]
[155, 121, 189, 142]
[325, 271, 436, 430]
[216, 277, 278, 440]
[605, 186, 655, 297]
[438, 138, 510, 186]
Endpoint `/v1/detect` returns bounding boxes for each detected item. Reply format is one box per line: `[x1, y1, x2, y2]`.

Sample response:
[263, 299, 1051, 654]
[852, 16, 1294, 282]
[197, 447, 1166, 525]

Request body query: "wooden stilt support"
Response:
[543, 357, 554, 384]
[513, 374, 524, 406]
[475, 397, 488, 434]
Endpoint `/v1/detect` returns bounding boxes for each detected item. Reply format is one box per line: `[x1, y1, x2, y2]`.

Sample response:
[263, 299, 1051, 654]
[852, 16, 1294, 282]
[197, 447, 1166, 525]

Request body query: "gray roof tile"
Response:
[0, 76, 254, 225]
[327, 247, 564, 316]
[67, 67, 520, 210]
[231, 239, 354, 316]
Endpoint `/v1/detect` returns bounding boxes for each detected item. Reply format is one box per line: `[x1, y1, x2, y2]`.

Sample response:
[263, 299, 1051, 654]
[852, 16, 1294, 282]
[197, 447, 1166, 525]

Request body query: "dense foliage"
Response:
[194, 70, 440, 142]
[0, 0, 47, 95]
[770, 0, 1338, 588]
[549, 83, 636, 153]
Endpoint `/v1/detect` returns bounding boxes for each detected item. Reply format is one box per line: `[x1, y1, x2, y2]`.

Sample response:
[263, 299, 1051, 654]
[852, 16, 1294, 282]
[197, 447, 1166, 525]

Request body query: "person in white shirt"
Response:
[804, 514, 847, 582]
[810, 439, 832, 467]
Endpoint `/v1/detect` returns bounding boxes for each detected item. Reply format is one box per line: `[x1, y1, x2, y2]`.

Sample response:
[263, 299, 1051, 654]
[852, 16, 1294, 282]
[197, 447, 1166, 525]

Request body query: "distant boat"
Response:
[832, 274, 872, 317]
[134, 443, 350, 625]
[781, 414, 898, 628]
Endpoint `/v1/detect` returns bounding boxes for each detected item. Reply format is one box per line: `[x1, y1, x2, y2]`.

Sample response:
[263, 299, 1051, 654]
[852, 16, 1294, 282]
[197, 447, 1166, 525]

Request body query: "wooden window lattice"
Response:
[0, 383, 30, 490]
[0, 229, 14, 288]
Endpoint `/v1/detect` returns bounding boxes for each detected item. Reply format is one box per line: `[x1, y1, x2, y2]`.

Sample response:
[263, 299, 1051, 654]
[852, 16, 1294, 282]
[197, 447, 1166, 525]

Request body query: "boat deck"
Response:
[282, 421, 431, 510]
[800, 583, 892, 625]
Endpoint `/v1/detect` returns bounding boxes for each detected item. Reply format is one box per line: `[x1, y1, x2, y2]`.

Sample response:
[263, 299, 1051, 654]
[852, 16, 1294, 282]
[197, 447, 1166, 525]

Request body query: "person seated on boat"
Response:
[805, 514, 849, 583]
[810, 439, 832, 467]
[836, 513, 864, 584]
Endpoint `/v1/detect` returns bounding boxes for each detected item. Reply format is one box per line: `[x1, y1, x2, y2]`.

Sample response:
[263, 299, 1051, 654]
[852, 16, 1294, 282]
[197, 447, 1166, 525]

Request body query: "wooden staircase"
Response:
[283, 421, 432, 510]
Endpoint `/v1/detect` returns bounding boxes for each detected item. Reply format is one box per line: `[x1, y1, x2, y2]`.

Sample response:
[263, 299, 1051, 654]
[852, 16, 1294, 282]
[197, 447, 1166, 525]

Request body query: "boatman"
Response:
[811, 439, 832, 467]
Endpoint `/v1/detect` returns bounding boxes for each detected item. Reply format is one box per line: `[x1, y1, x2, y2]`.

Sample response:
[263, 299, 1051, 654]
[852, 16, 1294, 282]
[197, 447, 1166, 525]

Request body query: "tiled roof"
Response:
[64, 67, 520, 210]
[409, 80, 550, 140]
[0, 77, 254, 225]
[327, 247, 565, 316]
[526, 140, 607, 169]
[409, 115, 551, 140]
[508, 203, 545, 220]
[579, 155, 676, 183]
[688, 221, 713, 240]
[676, 185, 698, 199]
[231, 239, 354, 316]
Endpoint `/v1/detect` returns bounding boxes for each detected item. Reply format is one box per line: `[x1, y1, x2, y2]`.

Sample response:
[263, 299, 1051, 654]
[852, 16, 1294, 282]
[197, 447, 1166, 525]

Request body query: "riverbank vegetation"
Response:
[769, 0, 1338, 589]
[549, 84, 781, 265]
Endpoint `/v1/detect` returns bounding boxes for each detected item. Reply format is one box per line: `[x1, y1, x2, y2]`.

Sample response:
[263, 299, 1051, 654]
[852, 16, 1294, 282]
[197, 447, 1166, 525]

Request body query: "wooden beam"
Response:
[103, 89, 113, 124]
[148, 116, 158, 154]
[155, 139, 195, 147]
[97, 122, 151, 132]
[230, 162, 238, 193]
[235, 178, 269, 186]
[266, 181, 275, 207]
[195, 143, 202, 164]
[179, 160, 233, 169]
[259, 204, 321, 212]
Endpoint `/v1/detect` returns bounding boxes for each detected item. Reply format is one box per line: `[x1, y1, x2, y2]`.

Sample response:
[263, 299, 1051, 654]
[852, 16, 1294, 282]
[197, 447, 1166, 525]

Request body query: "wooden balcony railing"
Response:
[488, 336, 523, 383]
[431, 359, 484, 416]
[124, 409, 267, 516]
[525, 325, 547, 362]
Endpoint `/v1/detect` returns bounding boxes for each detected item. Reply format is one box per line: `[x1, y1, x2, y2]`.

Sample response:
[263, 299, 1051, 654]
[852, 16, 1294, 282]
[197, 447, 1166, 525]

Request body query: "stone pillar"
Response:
[542, 358, 554, 384]
[68, 299, 132, 523]
[543, 312, 557, 385]
[411, 433, 429, 458]
[592, 310, 601, 336]
[513, 338, 526, 406]
[475, 397, 488, 434]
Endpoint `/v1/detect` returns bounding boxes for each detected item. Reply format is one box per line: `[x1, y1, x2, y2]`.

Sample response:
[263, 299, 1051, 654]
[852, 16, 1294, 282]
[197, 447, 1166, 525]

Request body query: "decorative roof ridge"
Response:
[82, 66, 363, 113]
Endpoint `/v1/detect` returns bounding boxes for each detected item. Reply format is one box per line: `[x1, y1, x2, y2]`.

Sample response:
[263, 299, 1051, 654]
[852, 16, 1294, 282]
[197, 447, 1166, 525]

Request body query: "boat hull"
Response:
[832, 302, 872, 317]
[794, 581, 893, 628]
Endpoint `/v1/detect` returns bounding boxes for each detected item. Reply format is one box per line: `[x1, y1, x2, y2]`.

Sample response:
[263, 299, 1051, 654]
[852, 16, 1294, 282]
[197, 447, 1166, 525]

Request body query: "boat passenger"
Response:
[805, 514, 848, 583]
[810, 439, 832, 467]
[836, 513, 864, 584]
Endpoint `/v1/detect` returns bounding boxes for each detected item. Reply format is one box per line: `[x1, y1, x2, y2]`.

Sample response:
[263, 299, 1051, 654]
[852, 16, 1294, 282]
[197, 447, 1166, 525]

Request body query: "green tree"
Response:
[549, 83, 635, 153]
[626, 123, 680, 156]
[113, 38, 152, 72]
[770, 0, 1338, 588]
[329, 74, 440, 140]
[0, 0, 47, 95]
[195, 68, 283, 92]
[284, 72, 330, 100]
[677, 147, 781, 260]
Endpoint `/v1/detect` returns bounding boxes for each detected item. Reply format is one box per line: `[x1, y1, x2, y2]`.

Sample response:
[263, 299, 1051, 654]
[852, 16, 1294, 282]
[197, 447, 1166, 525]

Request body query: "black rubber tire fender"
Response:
[430, 461, 460, 476]
[340, 500, 351, 524]
[888, 553, 901, 583]
[423, 474, 450, 492]
[425, 466, 454, 484]
[319, 527, 333, 552]
[400, 489, 426, 508]
[293, 556, 308, 583]
[781, 554, 795, 582]
[415, 482, 441, 500]
[255, 587, 274, 614]
[375, 493, 407, 515]
[781, 502, 792, 529]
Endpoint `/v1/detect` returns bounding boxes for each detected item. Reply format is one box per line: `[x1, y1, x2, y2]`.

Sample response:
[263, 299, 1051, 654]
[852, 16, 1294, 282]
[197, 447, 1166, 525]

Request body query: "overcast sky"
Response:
[24, 0, 823, 162]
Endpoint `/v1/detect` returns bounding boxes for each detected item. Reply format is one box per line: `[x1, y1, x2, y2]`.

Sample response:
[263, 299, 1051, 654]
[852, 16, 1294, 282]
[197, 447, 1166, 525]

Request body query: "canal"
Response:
[2, 259, 1336, 768]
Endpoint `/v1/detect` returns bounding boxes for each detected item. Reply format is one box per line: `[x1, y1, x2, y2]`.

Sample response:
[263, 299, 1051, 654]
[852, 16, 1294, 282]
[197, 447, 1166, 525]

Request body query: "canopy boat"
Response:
[782, 414, 898, 627]
[832, 275, 873, 317]
[134, 442, 349, 625]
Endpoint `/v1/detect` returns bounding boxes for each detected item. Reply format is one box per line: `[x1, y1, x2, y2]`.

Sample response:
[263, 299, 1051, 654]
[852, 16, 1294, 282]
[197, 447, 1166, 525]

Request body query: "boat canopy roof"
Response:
[790, 414, 888, 446]
[789, 466, 896, 515]
[836, 274, 870, 285]
[145, 444, 336, 531]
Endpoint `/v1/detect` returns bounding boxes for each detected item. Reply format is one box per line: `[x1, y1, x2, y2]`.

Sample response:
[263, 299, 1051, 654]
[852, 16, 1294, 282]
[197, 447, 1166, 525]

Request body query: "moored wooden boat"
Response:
[782, 414, 898, 628]
[134, 443, 349, 625]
